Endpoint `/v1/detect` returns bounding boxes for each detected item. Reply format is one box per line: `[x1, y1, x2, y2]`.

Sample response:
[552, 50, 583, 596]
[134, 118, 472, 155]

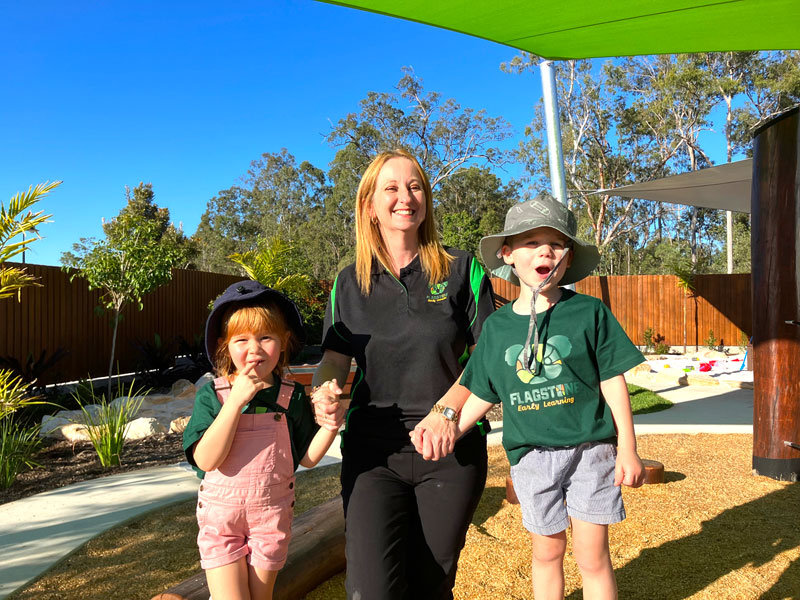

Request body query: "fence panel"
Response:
[490, 273, 751, 350]
[0, 265, 753, 385]
[0, 264, 240, 384]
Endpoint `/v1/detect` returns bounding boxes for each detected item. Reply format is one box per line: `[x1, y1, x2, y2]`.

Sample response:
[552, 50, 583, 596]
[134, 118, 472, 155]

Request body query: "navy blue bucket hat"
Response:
[204, 280, 306, 362]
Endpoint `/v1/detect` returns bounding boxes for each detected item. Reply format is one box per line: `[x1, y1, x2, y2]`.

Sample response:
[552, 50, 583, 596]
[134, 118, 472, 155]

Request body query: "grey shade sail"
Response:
[597, 159, 752, 213]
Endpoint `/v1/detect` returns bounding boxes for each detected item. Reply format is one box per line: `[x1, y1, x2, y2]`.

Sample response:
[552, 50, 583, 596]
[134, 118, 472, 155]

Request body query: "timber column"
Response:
[751, 105, 800, 481]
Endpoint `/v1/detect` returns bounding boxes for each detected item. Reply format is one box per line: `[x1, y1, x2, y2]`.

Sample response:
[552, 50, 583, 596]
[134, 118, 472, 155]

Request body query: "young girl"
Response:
[182, 280, 341, 600]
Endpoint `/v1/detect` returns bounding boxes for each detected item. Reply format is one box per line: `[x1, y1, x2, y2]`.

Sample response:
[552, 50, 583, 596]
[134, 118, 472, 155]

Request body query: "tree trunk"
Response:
[107, 306, 121, 400]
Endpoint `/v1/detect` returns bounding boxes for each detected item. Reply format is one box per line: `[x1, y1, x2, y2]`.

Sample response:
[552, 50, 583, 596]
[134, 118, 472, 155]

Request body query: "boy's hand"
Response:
[228, 363, 266, 410]
[312, 380, 347, 431]
[614, 448, 645, 488]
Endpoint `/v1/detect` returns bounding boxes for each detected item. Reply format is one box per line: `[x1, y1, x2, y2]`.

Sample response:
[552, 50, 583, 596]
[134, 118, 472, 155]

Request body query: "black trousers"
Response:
[340, 429, 488, 600]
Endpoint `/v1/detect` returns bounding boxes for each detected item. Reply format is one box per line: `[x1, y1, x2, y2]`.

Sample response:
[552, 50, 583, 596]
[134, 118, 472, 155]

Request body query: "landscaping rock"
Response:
[125, 417, 168, 440]
[39, 375, 214, 441]
[169, 416, 191, 434]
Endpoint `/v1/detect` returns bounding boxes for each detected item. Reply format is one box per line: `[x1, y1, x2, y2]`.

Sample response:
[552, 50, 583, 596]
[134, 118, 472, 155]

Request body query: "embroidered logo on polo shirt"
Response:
[427, 282, 449, 303]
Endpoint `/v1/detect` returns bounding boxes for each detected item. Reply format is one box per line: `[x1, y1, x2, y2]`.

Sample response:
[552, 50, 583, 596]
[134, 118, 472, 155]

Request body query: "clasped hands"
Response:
[409, 412, 457, 461]
[311, 380, 348, 432]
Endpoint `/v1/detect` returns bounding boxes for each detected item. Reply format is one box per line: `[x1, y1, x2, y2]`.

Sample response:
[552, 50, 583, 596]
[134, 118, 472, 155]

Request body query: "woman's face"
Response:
[369, 157, 427, 237]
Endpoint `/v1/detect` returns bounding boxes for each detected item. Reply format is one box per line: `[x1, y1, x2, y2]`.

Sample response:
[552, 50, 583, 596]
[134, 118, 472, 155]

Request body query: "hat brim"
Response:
[479, 226, 600, 287]
[205, 284, 306, 362]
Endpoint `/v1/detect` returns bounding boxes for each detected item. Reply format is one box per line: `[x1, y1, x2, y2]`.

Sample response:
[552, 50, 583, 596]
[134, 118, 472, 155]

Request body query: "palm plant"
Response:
[228, 236, 312, 299]
[0, 181, 59, 299]
[0, 182, 60, 486]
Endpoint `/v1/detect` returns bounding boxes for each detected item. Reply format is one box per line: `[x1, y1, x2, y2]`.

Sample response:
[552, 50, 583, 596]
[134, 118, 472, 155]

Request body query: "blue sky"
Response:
[2, 0, 546, 266]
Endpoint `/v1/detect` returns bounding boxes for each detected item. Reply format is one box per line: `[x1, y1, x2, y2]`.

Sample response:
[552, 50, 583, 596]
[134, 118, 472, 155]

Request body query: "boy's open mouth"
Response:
[536, 266, 552, 276]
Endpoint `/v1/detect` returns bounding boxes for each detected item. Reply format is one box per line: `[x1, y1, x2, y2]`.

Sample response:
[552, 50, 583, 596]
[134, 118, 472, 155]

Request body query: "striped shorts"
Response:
[510, 441, 625, 535]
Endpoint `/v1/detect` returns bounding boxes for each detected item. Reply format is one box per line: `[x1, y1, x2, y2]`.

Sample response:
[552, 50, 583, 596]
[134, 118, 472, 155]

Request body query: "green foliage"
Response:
[642, 328, 668, 354]
[705, 329, 718, 350]
[62, 184, 191, 389]
[628, 384, 673, 415]
[0, 181, 59, 299]
[326, 67, 513, 189]
[229, 236, 327, 344]
[72, 379, 147, 468]
[0, 417, 41, 488]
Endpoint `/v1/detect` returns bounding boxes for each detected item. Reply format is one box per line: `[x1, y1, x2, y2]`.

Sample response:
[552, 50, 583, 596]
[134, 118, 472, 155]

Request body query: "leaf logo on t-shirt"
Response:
[427, 281, 449, 302]
[504, 335, 573, 384]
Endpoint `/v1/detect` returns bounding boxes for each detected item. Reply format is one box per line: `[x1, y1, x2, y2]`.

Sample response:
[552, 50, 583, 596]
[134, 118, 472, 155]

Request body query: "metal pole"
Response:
[540, 59, 575, 291]
[540, 60, 568, 208]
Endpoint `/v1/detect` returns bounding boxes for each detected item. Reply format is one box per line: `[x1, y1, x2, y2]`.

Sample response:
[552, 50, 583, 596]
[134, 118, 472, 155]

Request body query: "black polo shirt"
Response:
[321, 248, 495, 448]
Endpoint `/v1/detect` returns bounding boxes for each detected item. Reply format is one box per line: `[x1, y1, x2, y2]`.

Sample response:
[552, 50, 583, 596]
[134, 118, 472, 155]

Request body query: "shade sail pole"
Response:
[540, 60, 568, 208]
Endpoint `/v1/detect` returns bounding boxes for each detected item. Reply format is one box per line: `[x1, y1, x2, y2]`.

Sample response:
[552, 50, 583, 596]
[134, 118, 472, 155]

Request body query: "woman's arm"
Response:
[311, 349, 352, 428]
[410, 345, 477, 461]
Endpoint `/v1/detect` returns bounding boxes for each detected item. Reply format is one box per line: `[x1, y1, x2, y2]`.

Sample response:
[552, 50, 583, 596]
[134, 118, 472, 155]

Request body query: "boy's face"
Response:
[502, 227, 573, 291]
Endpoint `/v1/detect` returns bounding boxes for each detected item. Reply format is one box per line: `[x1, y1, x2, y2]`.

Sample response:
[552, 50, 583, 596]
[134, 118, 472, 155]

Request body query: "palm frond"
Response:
[0, 266, 42, 301]
[0, 181, 60, 261]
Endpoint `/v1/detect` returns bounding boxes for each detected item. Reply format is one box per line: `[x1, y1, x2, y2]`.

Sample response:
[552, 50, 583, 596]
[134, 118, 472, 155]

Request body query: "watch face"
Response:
[442, 407, 457, 421]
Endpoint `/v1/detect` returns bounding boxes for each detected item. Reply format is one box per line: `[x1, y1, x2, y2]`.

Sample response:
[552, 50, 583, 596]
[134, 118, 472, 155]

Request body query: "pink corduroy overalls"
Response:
[196, 377, 296, 571]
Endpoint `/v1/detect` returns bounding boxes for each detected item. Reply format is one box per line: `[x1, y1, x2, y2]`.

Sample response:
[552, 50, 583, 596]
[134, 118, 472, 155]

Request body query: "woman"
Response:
[311, 149, 495, 599]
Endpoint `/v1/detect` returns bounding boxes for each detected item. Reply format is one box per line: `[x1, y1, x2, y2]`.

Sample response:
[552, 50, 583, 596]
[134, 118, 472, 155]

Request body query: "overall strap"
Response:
[213, 376, 232, 404]
[276, 380, 294, 411]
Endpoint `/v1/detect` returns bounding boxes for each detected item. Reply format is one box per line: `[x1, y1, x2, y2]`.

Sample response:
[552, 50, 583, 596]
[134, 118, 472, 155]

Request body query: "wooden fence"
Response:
[1, 264, 240, 384]
[1, 264, 752, 384]
[491, 273, 752, 350]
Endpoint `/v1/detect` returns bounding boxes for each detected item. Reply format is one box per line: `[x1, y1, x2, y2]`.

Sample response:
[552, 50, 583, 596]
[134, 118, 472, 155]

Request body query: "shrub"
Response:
[0, 417, 41, 488]
[705, 329, 718, 350]
[72, 379, 148, 467]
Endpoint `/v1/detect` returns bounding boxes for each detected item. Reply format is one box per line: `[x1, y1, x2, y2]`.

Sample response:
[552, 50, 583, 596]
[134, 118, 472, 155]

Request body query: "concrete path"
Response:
[0, 377, 753, 598]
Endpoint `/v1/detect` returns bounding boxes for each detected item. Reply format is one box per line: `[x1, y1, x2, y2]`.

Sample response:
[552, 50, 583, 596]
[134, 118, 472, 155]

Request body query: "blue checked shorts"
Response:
[509, 441, 626, 535]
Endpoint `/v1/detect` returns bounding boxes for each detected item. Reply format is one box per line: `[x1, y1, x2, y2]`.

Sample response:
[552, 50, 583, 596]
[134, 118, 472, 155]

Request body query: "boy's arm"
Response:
[311, 350, 351, 429]
[456, 393, 495, 438]
[300, 426, 339, 468]
[600, 374, 645, 488]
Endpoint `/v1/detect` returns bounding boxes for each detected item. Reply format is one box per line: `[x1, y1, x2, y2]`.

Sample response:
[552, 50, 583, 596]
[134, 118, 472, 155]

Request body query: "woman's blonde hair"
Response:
[213, 303, 293, 379]
[354, 148, 453, 294]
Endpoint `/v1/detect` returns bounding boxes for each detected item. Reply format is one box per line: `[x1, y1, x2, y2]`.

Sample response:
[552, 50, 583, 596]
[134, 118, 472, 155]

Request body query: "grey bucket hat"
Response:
[479, 195, 600, 286]
[205, 280, 306, 362]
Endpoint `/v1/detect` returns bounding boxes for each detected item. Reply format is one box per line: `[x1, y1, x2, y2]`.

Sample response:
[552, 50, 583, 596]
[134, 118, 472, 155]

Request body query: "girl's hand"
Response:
[614, 447, 645, 488]
[227, 362, 267, 410]
[312, 380, 347, 431]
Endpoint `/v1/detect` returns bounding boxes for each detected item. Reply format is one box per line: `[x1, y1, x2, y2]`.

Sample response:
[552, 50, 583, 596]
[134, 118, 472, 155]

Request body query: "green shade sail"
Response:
[321, 0, 800, 59]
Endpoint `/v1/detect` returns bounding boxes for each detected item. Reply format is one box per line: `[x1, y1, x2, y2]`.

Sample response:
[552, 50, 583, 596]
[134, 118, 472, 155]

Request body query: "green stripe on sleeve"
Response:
[468, 256, 486, 329]
[329, 274, 348, 342]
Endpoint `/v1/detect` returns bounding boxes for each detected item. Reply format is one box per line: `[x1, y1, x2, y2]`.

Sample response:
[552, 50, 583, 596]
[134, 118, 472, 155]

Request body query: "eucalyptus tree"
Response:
[619, 55, 719, 267]
[193, 150, 329, 274]
[512, 58, 670, 264]
[326, 67, 514, 189]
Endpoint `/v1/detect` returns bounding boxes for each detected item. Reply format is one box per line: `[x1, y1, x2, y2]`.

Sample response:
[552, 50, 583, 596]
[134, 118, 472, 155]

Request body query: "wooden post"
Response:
[751, 105, 800, 481]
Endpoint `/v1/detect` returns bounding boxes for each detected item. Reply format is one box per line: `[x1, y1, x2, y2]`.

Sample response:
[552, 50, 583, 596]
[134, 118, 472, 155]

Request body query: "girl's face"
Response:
[226, 329, 284, 384]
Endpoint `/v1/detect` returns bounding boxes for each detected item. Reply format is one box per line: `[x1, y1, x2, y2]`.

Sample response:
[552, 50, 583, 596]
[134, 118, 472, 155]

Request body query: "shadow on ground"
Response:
[567, 483, 800, 599]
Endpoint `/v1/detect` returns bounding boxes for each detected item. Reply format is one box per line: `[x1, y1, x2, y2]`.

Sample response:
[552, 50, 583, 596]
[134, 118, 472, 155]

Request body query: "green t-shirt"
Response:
[182, 378, 319, 478]
[461, 289, 644, 466]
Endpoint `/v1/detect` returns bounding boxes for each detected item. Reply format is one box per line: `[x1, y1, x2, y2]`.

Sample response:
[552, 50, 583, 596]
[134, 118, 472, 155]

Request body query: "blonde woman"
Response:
[311, 149, 495, 599]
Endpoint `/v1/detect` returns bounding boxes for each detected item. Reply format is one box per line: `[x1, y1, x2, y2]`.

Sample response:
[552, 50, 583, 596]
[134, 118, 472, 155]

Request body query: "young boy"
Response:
[458, 196, 646, 599]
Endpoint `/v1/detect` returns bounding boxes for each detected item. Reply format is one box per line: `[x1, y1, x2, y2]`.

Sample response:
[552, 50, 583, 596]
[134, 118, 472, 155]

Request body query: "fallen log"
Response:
[151, 496, 345, 600]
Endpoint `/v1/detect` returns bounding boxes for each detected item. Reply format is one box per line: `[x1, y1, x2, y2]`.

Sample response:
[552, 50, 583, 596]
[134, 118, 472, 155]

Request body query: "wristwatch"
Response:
[430, 403, 459, 422]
